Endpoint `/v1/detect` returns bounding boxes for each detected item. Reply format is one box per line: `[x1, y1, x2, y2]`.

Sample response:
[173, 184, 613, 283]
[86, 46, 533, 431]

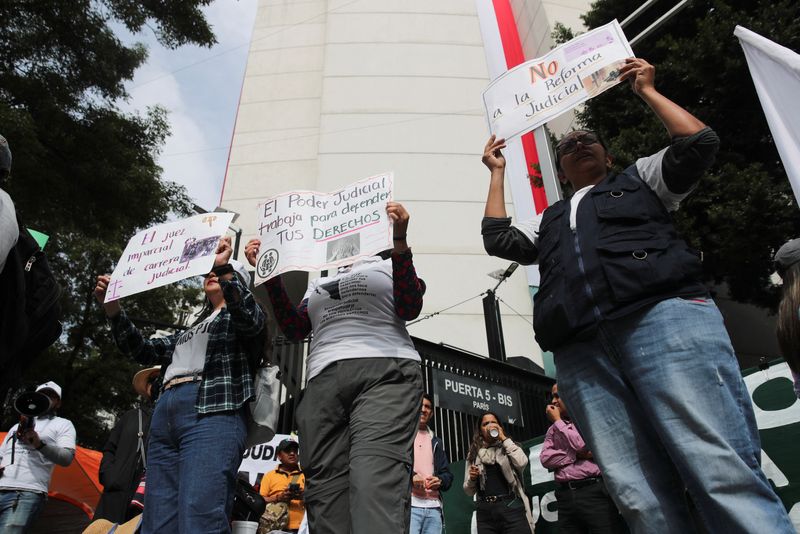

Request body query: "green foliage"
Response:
[1, 0, 216, 447]
[576, 0, 800, 308]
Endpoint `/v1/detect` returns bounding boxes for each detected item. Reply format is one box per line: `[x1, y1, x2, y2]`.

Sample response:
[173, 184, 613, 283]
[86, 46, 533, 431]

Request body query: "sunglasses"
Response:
[549, 393, 560, 400]
[203, 264, 235, 278]
[556, 132, 600, 157]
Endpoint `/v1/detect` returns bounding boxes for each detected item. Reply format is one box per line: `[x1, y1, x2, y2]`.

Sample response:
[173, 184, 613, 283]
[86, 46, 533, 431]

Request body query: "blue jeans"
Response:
[410, 506, 442, 534]
[555, 297, 794, 534]
[142, 382, 248, 534]
[0, 490, 46, 533]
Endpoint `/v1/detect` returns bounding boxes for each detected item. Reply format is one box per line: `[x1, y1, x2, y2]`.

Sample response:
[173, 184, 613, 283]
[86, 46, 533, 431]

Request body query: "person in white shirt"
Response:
[0, 381, 76, 533]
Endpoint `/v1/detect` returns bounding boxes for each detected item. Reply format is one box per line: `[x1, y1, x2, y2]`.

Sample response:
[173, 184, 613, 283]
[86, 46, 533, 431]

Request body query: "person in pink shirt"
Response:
[540, 384, 626, 533]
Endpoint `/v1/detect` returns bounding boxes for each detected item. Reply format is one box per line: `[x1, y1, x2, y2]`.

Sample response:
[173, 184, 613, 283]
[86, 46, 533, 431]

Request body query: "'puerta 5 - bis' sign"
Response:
[432, 369, 523, 426]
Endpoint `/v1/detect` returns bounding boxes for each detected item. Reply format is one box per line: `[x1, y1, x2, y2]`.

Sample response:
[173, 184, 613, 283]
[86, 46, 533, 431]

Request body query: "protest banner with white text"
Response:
[105, 212, 235, 302]
[253, 173, 393, 285]
[482, 20, 633, 140]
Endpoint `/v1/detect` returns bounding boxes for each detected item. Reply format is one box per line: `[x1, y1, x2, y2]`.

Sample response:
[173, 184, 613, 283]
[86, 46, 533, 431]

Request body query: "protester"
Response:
[259, 438, 305, 533]
[480, 57, 793, 532]
[410, 393, 453, 534]
[244, 201, 425, 534]
[0, 382, 76, 533]
[463, 412, 533, 534]
[540, 384, 625, 533]
[0, 135, 17, 272]
[95, 366, 161, 523]
[94, 237, 266, 534]
[775, 238, 800, 398]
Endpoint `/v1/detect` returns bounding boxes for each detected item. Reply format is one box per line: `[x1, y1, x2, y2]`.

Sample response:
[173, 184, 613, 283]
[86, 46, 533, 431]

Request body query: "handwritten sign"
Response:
[105, 212, 235, 302]
[254, 173, 393, 285]
[482, 20, 633, 140]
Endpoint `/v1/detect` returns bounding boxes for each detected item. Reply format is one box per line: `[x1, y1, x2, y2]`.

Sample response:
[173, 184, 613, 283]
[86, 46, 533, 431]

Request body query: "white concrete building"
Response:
[220, 0, 590, 369]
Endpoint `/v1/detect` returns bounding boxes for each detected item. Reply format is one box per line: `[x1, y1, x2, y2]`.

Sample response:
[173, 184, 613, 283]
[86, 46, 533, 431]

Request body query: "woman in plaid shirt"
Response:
[95, 236, 265, 534]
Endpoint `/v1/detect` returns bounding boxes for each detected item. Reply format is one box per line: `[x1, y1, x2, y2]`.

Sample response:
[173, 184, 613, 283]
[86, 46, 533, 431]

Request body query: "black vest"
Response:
[533, 167, 707, 351]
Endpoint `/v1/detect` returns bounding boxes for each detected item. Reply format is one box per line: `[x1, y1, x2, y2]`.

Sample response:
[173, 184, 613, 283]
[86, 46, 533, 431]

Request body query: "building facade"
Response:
[220, 0, 590, 368]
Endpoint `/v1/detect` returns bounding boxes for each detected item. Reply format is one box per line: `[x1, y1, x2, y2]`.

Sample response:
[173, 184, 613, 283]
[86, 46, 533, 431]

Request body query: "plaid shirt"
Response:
[110, 277, 266, 414]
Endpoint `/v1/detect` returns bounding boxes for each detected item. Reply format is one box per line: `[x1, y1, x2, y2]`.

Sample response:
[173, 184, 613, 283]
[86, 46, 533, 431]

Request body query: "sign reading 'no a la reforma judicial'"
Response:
[253, 173, 394, 285]
[105, 212, 235, 302]
[482, 20, 634, 140]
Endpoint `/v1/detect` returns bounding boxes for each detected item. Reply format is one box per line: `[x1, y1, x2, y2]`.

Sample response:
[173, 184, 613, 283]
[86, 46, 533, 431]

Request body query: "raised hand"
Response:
[244, 238, 261, 268]
[215, 236, 233, 267]
[482, 135, 507, 173]
[618, 57, 655, 96]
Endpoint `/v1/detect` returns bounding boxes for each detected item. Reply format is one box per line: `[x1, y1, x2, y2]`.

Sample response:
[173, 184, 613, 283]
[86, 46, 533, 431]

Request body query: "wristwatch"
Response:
[35, 442, 46, 451]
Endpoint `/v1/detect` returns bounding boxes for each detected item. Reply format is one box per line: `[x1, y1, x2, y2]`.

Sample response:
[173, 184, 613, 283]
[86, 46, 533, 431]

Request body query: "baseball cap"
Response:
[0, 135, 11, 173]
[775, 238, 800, 275]
[36, 381, 62, 398]
[276, 438, 299, 454]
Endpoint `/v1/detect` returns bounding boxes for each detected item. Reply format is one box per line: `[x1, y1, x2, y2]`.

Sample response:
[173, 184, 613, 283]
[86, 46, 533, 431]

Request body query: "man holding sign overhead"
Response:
[245, 201, 424, 534]
[95, 236, 265, 534]
[480, 58, 793, 533]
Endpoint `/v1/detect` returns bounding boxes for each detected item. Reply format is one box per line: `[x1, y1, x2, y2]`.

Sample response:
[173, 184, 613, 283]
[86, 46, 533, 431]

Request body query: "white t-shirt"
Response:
[304, 256, 420, 381]
[0, 188, 18, 273]
[0, 416, 76, 494]
[512, 148, 691, 248]
[163, 309, 220, 382]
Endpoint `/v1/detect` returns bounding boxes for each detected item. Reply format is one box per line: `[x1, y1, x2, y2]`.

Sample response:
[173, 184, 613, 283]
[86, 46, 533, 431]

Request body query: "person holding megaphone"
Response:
[0, 381, 76, 532]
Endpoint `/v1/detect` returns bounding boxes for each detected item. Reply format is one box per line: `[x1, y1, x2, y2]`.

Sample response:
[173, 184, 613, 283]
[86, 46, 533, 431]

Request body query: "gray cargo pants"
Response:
[296, 357, 423, 534]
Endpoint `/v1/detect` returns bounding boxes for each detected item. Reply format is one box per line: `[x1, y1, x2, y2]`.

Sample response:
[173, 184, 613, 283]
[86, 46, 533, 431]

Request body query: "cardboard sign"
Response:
[254, 173, 393, 285]
[105, 212, 235, 302]
[482, 20, 633, 140]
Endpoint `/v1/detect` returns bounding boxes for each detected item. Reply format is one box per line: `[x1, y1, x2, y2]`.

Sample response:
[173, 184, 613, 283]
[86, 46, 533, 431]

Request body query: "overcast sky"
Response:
[118, 0, 259, 212]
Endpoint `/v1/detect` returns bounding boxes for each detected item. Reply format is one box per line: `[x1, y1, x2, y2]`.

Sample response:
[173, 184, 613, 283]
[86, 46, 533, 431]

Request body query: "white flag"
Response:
[735, 26, 800, 206]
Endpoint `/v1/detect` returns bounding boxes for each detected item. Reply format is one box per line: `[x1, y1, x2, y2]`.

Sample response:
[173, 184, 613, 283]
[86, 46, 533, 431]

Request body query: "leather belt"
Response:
[556, 476, 602, 491]
[477, 493, 515, 503]
[163, 374, 202, 391]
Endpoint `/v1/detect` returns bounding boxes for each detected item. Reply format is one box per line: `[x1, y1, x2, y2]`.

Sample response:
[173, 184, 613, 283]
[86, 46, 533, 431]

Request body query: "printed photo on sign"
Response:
[254, 173, 394, 285]
[327, 234, 360, 262]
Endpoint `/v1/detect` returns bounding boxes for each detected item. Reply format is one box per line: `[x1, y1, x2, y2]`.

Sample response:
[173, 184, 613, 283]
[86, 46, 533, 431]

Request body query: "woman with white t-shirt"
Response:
[245, 201, 425, 534]
[94, 237, 265, 534]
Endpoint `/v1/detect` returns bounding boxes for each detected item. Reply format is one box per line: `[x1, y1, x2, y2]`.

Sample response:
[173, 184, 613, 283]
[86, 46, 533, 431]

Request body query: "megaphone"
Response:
[14, 391, 53, 418]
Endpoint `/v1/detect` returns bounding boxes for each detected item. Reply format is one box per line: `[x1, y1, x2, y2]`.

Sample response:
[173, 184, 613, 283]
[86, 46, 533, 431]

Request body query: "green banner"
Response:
[442, 359, 800, 533]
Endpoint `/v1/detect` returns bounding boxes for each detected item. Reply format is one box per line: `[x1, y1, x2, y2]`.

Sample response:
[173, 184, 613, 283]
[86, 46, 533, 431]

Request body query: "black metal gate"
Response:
[270, 336, 554, 463]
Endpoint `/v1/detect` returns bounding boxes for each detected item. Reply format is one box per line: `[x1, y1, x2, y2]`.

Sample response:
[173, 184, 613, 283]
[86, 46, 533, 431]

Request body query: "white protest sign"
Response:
[238, 434, 295, 486]
[254, 173, 393, 285]
[483, 20, 633, 140]
[105, 212, 235, 302]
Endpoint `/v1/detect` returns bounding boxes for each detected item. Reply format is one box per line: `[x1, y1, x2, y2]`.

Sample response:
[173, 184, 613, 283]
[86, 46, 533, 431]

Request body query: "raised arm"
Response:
[94, 275, 176, 365]
[619, 57, 706, 138]
[386, 202, 425, 320]
[483, 135, 509, 218]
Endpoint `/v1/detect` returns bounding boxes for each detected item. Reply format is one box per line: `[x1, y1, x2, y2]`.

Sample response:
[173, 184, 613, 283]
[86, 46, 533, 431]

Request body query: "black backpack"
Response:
[0, 223, 62, 376]
[231, 473, 266, 522]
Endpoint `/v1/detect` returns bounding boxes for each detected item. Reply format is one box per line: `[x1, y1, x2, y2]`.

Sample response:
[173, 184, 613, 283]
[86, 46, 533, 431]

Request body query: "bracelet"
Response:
[36, 442, 46, 451]
[393, 235, 407, 241]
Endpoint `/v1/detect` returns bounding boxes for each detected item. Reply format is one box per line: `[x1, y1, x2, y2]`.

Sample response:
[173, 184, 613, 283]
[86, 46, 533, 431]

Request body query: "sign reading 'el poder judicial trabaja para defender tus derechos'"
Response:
[253, 173, 394, 285]
[105, 212, 235, 302]
[482, 20, 634, 140]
